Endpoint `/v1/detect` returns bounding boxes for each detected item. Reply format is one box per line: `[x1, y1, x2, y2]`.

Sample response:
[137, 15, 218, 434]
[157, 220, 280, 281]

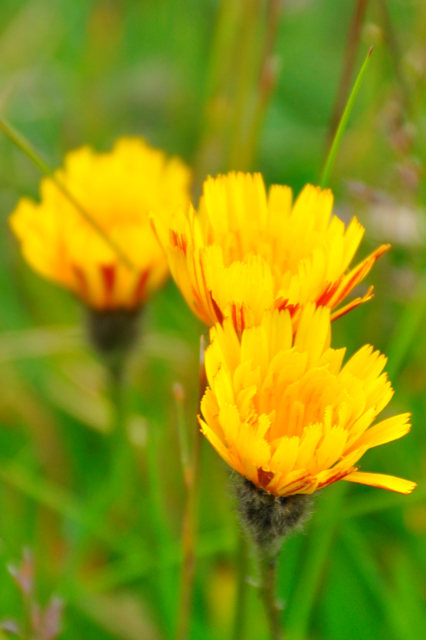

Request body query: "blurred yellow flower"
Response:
[200, 304, 415, 497]
[10, 137, 191, 309]
[153, 172, 389, 334]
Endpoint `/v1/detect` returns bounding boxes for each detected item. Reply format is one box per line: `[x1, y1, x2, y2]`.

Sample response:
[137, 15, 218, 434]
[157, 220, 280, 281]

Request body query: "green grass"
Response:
[0, 1, 425, 638]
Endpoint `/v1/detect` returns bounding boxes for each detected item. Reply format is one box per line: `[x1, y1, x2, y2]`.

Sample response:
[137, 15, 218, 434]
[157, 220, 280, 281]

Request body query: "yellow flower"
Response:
[10, 137, 191, 309]
[200, 304, 415, 497]
[153, 172, 389, 334]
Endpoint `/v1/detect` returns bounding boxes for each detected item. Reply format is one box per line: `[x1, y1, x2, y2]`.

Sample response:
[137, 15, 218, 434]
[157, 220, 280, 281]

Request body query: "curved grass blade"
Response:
[320, 46, 373, 188]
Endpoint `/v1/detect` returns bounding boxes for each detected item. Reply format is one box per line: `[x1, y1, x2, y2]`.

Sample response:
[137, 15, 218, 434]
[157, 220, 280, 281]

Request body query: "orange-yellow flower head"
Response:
[153, 172, 389, 334]
[10, 137, 191, 310]
[200, 305, 415, 497]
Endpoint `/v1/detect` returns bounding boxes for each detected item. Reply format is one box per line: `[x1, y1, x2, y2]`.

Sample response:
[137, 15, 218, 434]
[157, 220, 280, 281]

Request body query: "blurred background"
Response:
[0, 0, 425, 638]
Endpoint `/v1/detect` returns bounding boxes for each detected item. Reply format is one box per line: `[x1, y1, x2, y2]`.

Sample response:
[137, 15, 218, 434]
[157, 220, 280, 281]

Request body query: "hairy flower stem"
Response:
[258, 551, 282, 640]
[175, 338, 207, 640]
[232, 534, 250, 640]
[232, 478, 314, 639]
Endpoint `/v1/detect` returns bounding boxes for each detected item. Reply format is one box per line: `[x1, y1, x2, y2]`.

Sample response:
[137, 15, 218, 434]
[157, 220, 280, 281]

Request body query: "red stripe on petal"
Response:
[229, 303, 246, 337]
[330, 244, 390, 308]
[316, 278, 342, 307]
[240, 304, 246, 332]
[210, 294, 224, 324]
[72, 264, 90, 303]
[316, 467, 356, 490]
[331, 287, 374, 322]
[275, 298, 300, 318]
[101, 265, 116, 307]
[133, 269, 150, 306]
[170, 230, 188, 255]
[258, 468, 275, 490]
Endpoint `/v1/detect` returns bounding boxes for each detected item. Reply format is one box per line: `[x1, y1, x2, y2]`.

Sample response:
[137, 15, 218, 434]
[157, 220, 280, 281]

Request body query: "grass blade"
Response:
[343, 481, 426, 519]
[386, 273, 426, 380]
[341, 522, 416, 640]
[285, 483, 347, 640]
[320, 46, 373, 188]
[0, 116, 135, 270]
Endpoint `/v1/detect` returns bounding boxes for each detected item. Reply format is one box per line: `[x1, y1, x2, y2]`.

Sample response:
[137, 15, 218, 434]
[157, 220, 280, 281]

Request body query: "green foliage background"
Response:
[0, 1, 425, 638]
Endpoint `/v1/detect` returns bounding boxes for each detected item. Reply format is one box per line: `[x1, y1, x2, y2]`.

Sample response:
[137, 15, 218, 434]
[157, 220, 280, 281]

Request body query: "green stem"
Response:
[108, 365, 133, 506]
[146, 425, 175, 637]
[258, 552, 282, 640]
[173, 382, 191, 490]
[175, 339, 207, 640]
[175, 424, 203, 640]
[0, 116, 134, 270]
[232, 535, 250, 640]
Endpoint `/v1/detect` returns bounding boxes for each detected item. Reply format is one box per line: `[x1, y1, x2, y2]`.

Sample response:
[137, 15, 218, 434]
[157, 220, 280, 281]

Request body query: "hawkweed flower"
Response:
[200, 304, 415, 551]
[10, 137, 191, 364]
[153, 172, 389, 335]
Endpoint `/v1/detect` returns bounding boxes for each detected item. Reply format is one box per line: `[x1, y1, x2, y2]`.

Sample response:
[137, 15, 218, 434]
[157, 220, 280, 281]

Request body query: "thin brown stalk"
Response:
[192, 0, 243, 195]
[175, 337, 207, 640]
[326, 0, 370, 148]
[377, 0, 412, 111]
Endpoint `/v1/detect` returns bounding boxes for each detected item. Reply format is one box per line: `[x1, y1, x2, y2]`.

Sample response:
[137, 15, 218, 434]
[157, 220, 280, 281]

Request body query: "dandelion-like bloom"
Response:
[200, 305, 415, 497]
[153, 172, 389, 334]
[10, 137, 191, 310]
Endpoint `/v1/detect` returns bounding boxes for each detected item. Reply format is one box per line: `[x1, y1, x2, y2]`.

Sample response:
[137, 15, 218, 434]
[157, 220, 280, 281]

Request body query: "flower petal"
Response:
[343, 471, 416, 494]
